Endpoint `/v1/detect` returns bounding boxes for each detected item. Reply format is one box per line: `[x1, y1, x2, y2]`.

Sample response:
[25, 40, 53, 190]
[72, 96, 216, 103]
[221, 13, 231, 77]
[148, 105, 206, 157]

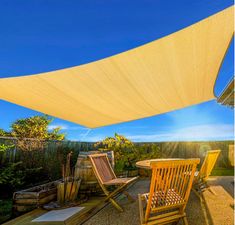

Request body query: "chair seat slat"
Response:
[103, 177, 137, 185]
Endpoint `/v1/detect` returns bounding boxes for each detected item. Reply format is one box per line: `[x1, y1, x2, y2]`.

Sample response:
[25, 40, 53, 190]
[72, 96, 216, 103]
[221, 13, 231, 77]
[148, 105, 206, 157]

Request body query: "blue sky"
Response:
[0, 0, 234, 142]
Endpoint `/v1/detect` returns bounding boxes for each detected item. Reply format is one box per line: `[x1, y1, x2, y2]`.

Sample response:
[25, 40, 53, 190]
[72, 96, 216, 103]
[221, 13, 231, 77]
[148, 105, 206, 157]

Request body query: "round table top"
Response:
[136, 158, 182, 169]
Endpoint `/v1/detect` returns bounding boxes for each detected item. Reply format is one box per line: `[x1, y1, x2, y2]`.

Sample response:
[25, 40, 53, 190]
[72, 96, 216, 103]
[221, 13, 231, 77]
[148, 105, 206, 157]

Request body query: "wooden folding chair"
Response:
[138, 159, 200, 225]
[89, 153, 138, 212]
[193, 150, 221, 198]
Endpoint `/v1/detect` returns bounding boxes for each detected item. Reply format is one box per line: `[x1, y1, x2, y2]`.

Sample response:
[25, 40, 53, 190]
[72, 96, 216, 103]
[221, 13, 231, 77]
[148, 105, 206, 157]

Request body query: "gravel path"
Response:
[83, 178, 213, 225]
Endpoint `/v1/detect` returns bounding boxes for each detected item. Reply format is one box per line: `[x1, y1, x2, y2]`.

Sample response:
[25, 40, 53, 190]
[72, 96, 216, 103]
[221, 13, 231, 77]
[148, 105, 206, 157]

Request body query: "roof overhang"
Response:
[217, 78, 234, 107]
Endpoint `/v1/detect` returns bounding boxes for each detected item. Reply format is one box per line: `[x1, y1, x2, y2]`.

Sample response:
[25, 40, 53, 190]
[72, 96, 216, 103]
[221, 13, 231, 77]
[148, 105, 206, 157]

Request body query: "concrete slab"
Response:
[32, 207, 84, 222]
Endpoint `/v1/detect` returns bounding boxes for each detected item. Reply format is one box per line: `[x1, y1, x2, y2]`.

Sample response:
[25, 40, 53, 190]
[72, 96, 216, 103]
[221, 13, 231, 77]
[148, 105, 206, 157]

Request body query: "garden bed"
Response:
[13, 180, 60, 214]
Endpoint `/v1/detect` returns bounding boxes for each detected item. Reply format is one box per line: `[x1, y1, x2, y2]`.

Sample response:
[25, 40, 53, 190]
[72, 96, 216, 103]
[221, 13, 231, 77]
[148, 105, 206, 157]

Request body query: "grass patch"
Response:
[211, 167, 234, 176]
[0, 199, 12, 224]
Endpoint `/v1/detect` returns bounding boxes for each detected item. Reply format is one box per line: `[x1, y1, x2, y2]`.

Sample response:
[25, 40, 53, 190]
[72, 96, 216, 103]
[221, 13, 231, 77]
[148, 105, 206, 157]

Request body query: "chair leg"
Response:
[182, 216, 189, 225]
[104, 184, 127, 201]
[109, 198, 124, 212]
[138, 194, 145, 225]
[123, 190, 135, 202]
[192, 188, 204, 202]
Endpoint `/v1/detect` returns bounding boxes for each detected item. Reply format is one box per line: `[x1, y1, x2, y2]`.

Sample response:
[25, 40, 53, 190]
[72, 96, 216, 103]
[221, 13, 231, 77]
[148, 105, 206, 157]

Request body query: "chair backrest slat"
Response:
[199, 150, 221, 180]
[145, 159, 200, 222]
[89, 153, 116, 184]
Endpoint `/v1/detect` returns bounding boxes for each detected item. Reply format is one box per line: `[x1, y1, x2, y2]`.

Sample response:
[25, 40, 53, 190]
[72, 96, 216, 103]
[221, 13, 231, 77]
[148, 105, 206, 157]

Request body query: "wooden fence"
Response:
[0, 137, 94, 181]
[0, 137, 93, 165]
[0, 137, 233, 180]
[157, 141, 234, 168]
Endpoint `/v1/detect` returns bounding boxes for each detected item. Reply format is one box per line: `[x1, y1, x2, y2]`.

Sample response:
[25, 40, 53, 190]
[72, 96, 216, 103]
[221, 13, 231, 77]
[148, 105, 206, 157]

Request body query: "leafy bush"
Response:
[95, 133, 161, 172]
[95, 133, 135, 172]
[0, 128, 9, 137]
[0, 144, 14, 153]
[0, 162, 43, 193]
[0, 162, 25, 189]
[0, 199, 12, 224]
[11, 115, 65, 151]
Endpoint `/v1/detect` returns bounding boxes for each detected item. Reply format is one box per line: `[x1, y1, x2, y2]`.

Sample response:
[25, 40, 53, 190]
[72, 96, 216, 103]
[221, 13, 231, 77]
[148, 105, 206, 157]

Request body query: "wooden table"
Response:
[136, 158, 182, 170]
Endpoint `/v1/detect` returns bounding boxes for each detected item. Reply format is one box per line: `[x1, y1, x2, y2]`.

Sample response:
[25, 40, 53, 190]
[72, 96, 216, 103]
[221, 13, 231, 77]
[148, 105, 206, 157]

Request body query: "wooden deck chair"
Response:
[89, 153, 138, 212]
[138, 159, 200, 225]
[193, 150, 221, 198]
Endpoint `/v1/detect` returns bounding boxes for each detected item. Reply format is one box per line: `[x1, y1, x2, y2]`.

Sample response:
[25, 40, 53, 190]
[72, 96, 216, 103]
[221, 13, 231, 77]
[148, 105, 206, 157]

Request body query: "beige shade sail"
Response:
[0, 6, 233, 128]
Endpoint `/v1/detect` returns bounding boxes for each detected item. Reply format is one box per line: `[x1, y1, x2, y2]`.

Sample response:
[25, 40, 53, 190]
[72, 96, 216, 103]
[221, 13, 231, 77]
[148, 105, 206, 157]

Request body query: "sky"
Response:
[0, 0, 234, 142]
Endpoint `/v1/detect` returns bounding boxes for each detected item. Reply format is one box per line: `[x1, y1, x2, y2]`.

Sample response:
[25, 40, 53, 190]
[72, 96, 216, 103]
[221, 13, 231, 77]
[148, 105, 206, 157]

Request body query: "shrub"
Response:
[0, 162, 43, 195]
[95, 134, 161, 172]
[0, 162, 25, 190]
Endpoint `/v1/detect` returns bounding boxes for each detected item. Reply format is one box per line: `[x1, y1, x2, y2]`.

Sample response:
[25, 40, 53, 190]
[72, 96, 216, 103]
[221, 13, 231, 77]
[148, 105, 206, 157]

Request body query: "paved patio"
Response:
[83, 177, 234, 225]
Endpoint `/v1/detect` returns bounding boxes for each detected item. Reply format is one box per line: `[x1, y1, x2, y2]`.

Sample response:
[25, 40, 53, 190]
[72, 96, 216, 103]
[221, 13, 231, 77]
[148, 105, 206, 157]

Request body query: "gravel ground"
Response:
[83, 178, 215, 225]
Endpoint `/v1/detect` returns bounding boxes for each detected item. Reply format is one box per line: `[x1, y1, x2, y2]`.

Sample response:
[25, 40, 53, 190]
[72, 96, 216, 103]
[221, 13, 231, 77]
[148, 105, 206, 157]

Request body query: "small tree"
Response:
[0, 129, 14, 153]
[0, 128, 8, 137]
[11, 115, 64, 140]
[10, 115, 65, 151]
[95, 133, 136, 171]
